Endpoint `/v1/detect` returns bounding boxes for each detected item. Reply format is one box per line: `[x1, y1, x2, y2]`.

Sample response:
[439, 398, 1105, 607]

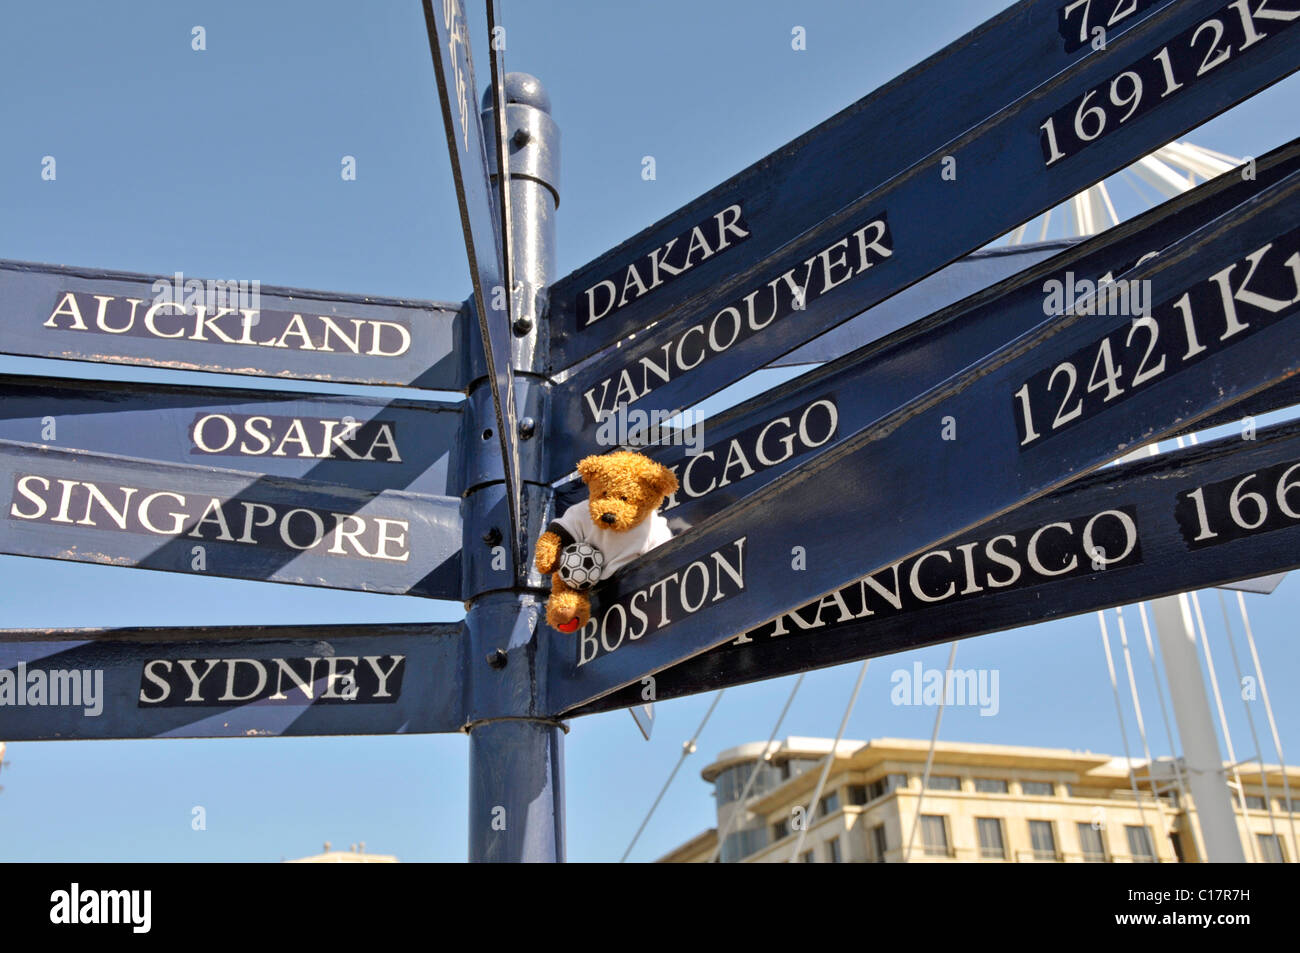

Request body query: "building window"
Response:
[865, 773, 908, 802]
[1126, 825, 1157, 862]
[719, 826, 768, 864]
[1278, 797, 1298, 814]
[713, 760, 782, 805]
[818, 790, 841, 817]
[871, 824, 888, 863]
[800, 849, 815, 863]
[772, 818, 790, 842]
[1076, 822, 1107, 862]
[974, 778, 1009, 794]
[1243, 795, 1266, 811]
[926, 775, 962, 791]
[976, 817, 1006, 859]
[1258, 834, 1287, 863]
[1021, 781, 1054, 797]
[780, 757, 820, 781]
[1029, 820, 1058, 860]
[827, 837, 843, 863]
[920, 815, 950, 856]
[847, 784, 868, 805]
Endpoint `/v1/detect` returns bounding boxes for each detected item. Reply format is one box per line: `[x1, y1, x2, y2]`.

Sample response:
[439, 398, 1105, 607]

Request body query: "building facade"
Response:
[657, 737, 1298, 863]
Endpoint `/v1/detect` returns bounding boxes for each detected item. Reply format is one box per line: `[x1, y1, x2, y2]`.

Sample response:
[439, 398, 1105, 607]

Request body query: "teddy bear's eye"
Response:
[619, 496, 627, 502]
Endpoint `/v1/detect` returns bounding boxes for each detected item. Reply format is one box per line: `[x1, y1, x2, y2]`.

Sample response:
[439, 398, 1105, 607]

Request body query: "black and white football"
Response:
[558, 542, 605, 591]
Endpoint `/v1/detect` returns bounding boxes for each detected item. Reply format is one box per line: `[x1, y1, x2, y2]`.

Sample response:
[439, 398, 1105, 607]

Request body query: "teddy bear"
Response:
[534, 450, 679, 632]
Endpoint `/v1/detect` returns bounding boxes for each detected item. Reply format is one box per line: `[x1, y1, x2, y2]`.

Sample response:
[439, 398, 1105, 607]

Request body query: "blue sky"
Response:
[1, 0, 1298, 862]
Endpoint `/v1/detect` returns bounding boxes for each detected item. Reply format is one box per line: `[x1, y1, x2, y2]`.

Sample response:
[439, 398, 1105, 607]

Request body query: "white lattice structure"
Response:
[1005, 141, 1245, 243]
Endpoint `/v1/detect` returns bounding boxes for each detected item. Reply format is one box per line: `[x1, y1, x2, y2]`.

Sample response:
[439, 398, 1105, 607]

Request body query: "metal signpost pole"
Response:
[463, 74, 563, 863]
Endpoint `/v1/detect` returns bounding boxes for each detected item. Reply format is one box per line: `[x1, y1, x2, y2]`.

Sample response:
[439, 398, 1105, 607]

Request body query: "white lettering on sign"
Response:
[8, 474, 411, 562]
[735, 508, 1140, 642]
[576, 538, 746, 667]
[661, 398, 839, 510]
[43, 292, 413, 357]
[581, 216, 892, 425]
[138, 654, 407, 706]
[578, 204, 751, 327]
[189, 414, 402, 462]
[1013, 226, 1300, 448]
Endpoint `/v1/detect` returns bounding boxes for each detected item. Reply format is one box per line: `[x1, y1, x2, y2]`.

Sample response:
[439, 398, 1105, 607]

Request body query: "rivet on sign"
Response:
[487, 649, 508, 670]
[513, 317, 533, 335]
[511, 129, 531, 148]
[483, 527, 502, 546]
[519, 417, 536, 439]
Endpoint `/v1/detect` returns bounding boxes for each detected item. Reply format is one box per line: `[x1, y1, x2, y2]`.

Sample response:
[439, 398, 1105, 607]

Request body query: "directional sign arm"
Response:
[552, 0, 1300, 464]
[547, 0, 1194, 370]
[0, 259, 465, 388]
[0, 622, 466, 739]
[571, 419, 1300, 715]
[546, 166, 1300, 714]
[0, 440, 463, 599]
[0, 373, 464, 497]
[551, 137, 1300, 514]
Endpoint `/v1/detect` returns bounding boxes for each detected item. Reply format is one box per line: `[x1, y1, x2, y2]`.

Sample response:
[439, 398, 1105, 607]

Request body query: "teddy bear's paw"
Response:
[546, 591, 591, 633]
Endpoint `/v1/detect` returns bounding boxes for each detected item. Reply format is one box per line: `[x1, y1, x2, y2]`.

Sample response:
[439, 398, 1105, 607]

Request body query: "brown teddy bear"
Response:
[534, 450, 679, 632]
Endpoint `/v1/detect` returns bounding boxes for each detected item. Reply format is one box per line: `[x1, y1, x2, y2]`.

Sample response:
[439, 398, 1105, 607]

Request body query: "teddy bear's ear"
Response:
[576, 455, 606, 485]
[649, 460, 679, 500]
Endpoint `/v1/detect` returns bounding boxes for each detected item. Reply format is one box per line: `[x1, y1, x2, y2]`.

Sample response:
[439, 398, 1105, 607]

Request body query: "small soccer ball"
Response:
[558, 542, 605, 591]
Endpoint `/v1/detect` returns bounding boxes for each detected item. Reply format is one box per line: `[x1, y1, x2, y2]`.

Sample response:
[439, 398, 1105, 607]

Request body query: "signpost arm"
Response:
[464, 73, 564, 863]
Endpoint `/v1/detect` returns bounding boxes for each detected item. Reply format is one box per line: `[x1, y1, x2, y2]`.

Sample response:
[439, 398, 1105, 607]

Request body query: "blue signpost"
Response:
[552, 138, 1300, 524]
[0, 259, 467, 388]
[2, 0, 1300, 864]
[572, 420, 1300, 714]
[0, 622, 465, 740]
[0, 373, 463, 497]
[0, 439, 463, 599]
[549, 2, 1300, 469]
[547, 169, 1300, 714]
[545, 0, 1203, 370]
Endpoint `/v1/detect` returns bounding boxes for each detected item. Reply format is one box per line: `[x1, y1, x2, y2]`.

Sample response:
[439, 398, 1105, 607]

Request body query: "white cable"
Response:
[1098, 612, 1155, 856]
[787, 661, 870, 863]
[1095, 181, 1120, 229]
[904, 642, 958, 862]
[620, 690, 723, 863]
[1116, 608, 1156, 771]
[1234, 590, 1299, 861]
[708, 674, 805, 863]
[1115, 607, 1170, 844]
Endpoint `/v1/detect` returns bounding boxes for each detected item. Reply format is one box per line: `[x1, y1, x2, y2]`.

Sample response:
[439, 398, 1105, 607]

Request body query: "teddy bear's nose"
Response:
[600, 512, 617, 525]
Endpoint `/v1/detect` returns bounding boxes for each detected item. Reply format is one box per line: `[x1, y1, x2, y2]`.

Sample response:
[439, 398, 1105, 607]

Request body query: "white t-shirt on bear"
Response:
[549, 504, 673, 577]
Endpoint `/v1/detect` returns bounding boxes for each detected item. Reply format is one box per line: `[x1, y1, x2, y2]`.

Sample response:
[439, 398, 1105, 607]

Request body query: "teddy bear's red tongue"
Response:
[557, 618, 581, 633]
